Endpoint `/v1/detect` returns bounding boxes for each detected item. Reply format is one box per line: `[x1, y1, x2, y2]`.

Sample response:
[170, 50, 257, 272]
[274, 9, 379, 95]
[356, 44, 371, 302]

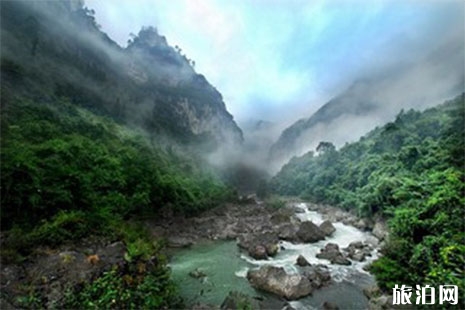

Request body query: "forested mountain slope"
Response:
[1, 0, 242, 150]
[0, 1, 240, 307]
[0, 92, 236, 308]
[270, 94, 465, 296]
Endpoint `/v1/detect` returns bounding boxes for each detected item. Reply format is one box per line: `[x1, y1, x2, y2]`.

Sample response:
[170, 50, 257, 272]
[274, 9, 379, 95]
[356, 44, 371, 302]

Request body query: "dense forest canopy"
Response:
[270, 94, 465, 297]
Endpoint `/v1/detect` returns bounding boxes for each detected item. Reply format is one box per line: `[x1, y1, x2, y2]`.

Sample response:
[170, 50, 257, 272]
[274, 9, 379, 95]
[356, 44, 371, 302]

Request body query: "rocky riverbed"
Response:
[0, 198, 393, 309]
[161, 198, 392, 309]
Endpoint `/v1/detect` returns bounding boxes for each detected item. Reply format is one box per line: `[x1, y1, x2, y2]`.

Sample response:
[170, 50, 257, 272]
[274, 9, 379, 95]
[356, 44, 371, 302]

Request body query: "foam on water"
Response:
[170, 202, 379, 308]
[241, 202, 380, 283]
[294, 203, 324, 224]
[234, 267, 249, 278]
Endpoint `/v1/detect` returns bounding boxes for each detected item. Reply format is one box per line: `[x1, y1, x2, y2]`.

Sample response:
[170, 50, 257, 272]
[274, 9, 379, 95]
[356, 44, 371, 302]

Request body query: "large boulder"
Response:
[247, 266, 313, 300]
[278, 223, 299, 242]
[248, 245, 268, 260]
[265, 243, 279, 257]
[270, 208, 295, 225]
[301, 265, 332, 289]
[353, 218, 372, 231]
[316, 243, 351, 265]
[238, 232, 279, 260]
[343, 241, 373, 262]
[372, 221, 388, 241]
[296, 255, 311, 267]
[322, 209, 346, 223]
[296, 221, 325, 243]
[319, 220, 336, 237]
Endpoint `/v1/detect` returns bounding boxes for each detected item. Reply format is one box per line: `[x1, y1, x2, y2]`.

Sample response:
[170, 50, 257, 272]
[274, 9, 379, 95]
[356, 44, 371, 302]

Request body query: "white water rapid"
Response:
[170, 202, 380, 309]
[237, 202, 380, 309]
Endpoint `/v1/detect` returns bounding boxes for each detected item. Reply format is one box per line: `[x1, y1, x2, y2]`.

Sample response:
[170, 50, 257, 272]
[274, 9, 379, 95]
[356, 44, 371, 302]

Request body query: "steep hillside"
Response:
[269, 80, 379, 166]
[269, 68, 464, 169]
[270, 94, 465, 298]
[1, 0, 242, 150]
[0, 1, 242, 307]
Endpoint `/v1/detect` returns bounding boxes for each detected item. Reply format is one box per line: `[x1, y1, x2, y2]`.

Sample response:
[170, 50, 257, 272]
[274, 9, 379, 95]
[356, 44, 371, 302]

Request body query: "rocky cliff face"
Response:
[1, 0, 243, 150]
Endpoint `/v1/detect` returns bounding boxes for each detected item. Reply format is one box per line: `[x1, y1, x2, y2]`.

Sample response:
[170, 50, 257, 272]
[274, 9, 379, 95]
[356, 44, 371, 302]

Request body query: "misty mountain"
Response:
[269, 61, 464, 170]
[268, 21, 464, 171]
[269, 80, 380, 166]
[1, 0, 242, 151]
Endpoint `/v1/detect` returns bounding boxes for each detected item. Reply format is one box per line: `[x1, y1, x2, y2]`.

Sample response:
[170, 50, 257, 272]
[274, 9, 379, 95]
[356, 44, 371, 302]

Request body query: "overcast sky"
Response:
[86, 0, 464, 123]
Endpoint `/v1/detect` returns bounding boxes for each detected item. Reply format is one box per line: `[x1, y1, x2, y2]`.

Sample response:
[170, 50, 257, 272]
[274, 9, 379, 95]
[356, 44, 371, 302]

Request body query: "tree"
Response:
[316, 141, 335, 154]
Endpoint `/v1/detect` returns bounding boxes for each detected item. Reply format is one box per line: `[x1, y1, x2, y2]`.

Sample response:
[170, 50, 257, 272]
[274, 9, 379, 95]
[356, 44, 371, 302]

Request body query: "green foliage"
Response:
[1, 98, 231, 260]
[62, 222, 182, 309]
[113, 222, 162, 261]
[369, 257, 410, 291]
[63, 263, 182, 309]
[271, 94, 465, 298]
[15, 288, 43, 309]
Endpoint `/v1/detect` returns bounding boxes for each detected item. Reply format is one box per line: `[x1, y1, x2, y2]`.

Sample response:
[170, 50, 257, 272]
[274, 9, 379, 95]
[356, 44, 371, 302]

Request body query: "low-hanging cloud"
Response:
[87, 0, 463, 122]
[42, 0, 465, 177]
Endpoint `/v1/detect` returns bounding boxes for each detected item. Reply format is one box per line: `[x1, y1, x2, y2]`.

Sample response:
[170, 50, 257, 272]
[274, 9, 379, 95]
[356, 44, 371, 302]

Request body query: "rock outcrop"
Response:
[247, 266, 313, 300]
[0, 240, 127, 308]
[372, 221, 388, 241]
[316, 243, 351, 265]
[296, 255, 311, 267]
[297, 221, 326, 243]
[238, 232, 280, 260]
[319, 220, 336, 237]
[343, 241, 373, 262]
[301, 265, 332, 289]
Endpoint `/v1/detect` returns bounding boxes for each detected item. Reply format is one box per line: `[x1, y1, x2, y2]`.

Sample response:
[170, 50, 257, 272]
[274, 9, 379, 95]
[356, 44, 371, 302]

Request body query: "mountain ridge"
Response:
[1, 0, 243, 151]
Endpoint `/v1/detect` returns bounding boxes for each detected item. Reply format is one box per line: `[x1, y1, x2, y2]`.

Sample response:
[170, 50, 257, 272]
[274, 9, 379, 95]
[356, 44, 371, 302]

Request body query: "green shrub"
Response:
[63, 265, 182, 309]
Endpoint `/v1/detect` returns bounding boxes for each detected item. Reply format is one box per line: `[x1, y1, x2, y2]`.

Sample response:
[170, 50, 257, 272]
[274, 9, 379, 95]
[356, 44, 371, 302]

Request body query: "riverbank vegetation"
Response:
[270, 94, 465, 297]
[0, 95, 234, 307]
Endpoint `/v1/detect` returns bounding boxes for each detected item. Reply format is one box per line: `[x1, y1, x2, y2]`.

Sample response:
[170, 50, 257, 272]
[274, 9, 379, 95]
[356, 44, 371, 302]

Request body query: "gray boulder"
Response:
[372, 221, 388, 241]
[247, 266, 313, 300]
[270, 208, 294, 225]
[316, 243, 351, 265]
[297, 221, 325, 243]
[319, 220, 336, 236]
[238, 232, 279, 260]
[248, 245, 268, 260]
[302, 265, 332, 289]
[278, 223, 299, 242]
[344, 241, 374, 262]
[296, 255, 311, 267]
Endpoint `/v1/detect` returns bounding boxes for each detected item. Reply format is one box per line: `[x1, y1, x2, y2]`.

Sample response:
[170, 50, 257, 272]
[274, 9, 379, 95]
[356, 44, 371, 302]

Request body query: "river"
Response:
[169, 202, 379, 309]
